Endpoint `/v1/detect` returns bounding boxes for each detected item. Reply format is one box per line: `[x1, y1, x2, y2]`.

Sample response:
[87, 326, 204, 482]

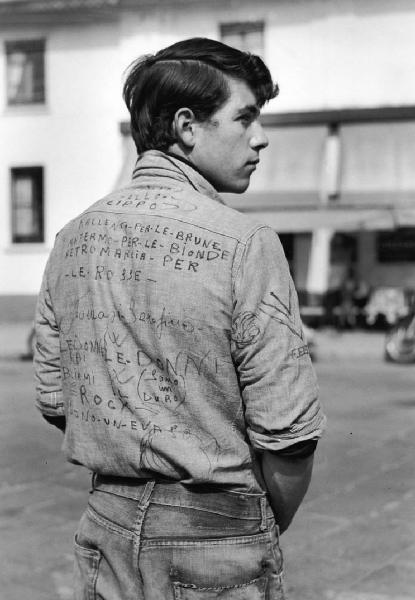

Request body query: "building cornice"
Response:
[0, 0, 223, 23]
[261, 105, 415, 127]
[0, 0, 120, 25]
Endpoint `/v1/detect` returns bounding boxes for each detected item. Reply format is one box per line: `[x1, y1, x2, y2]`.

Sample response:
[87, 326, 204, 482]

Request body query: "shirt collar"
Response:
[132, 150, 226, 205]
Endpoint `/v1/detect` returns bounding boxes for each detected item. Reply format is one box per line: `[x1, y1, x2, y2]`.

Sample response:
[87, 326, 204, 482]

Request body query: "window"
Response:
[279, 233, 294, 276]
[279, 234, 294, 262]
[377, 228, 415, 263]
[6, 39, 45, 105]
[330, 233, 357, 265]
[220, 21, 264, 55]
[11, 167, 44, 243]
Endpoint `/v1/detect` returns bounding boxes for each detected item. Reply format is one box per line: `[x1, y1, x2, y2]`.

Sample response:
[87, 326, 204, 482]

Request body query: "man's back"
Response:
[36, 150, 323, 492]
[34, 38, 326, 599]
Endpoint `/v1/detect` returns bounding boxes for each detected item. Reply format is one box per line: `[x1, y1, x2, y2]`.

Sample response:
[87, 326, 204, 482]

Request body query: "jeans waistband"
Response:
[92, 474, 273, 522]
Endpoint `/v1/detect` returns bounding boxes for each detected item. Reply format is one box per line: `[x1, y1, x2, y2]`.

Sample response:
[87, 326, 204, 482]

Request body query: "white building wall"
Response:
[0, 22, 124, 294]
[119, 0, 415, 112]
[262, 0, 415, 111]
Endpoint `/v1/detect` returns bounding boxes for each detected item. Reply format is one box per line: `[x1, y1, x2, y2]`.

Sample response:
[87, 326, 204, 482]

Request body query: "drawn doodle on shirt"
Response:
[60, 293, 138, 335]
[104, 327, 129, 350]
[62, 332, 129, 367]
[258, 287, 304, 341]
[62, 365, 96, 385]
[139, 423, 221, 478]
[65, 235, 164, 258]
[103, 326, 141, 414]
[291, 344, 310, 360]
[63, 335, 111, 365]
[137, 366, 186, 414]
[135, 348, 234, 415]
[231, 312, 262, 348]
[138, 306, 196, 340]
[67, 399, 162, 433]
[76, 217, 173, 235]
[108, 364, 135, 411]
[137, 349, 233, 383]
[161, 232, 232, 274]
[106, 189, 197, 212]
[63, 323, 137, 416]
[76, 382, 135, 415]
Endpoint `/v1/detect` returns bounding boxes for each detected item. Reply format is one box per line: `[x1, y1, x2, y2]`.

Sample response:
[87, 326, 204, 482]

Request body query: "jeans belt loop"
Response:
[259, 496, 267, 532]
[90, 472, 97, 493]
[140, 479, 156, 506]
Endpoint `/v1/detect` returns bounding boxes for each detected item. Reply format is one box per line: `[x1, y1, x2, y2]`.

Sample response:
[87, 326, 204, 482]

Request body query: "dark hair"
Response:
[123, 37, 279, 154]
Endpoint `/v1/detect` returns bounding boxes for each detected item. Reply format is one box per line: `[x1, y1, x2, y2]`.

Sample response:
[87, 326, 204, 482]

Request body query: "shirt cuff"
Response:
[248, 413, 327, 452]
[36, 390, 65, 417]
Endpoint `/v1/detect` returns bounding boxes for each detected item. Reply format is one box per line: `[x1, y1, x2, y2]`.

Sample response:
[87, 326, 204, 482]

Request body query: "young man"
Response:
[34, 38, 326, 599]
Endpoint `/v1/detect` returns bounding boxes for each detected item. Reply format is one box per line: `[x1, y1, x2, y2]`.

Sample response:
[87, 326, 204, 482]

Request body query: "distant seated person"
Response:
[338, 268, 358, 329]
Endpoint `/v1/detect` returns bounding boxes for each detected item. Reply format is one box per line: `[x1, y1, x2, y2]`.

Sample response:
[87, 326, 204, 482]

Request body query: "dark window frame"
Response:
[279, 233, 294, 262]
[5, 39, 46, 105]
[11, 166, 44, 244]
[376, 228, 415, 263]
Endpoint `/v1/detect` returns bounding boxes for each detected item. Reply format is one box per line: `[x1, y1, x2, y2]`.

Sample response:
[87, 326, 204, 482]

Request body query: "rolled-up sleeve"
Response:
[33, 260, 64, 418]
[231, 226, 326, 452]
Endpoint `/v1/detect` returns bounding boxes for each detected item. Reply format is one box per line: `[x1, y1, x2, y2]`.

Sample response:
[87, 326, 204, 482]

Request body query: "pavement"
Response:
[1, 321, 414, 600]
[0, 320, 35, 360]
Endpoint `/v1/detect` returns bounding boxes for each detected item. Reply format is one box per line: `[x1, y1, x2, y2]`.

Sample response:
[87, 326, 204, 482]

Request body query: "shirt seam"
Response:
[231, 225, 274, 301]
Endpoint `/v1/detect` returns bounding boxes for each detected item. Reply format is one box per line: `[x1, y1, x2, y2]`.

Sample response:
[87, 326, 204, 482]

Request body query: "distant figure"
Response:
[353, 279, 371, 327]
[33, 38, 326, 599]
[338, 267, 358, 329]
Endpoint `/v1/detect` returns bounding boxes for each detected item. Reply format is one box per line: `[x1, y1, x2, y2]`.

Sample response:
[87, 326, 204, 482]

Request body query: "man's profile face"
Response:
[191, 78, 269, 194]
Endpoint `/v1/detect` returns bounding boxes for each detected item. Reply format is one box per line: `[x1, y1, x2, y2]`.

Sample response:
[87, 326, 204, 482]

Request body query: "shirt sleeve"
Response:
[33, 258, 64, 420]
[231, 226, 326, 452]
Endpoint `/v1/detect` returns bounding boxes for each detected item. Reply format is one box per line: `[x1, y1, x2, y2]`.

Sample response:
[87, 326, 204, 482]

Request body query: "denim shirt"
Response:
[34, 150, 325, 492]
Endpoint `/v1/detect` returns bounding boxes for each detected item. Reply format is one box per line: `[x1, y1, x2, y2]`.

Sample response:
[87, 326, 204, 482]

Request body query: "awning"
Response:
[340, 121, 415, 204]
[247, 125, 327, 205]
[115, 122, 415, 233]
[226, 205, 415, 233]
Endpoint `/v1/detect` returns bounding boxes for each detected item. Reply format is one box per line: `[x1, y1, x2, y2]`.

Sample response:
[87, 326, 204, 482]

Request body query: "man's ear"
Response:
[172, 108, 197, 149]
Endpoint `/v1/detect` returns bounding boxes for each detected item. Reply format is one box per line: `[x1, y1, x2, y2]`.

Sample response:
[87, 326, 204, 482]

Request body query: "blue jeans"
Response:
[74, 475, 286, 599]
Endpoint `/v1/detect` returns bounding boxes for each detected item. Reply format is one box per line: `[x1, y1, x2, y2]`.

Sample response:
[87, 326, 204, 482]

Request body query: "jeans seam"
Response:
[133, 481, 156, 559]
[86, 505, 134, 539]
[173, 572, 266, 591]
[259, 496, 267, 531]
[150, 500, 260, 520]
[266, 530, 284, 577]
[141, 531, 270, 548]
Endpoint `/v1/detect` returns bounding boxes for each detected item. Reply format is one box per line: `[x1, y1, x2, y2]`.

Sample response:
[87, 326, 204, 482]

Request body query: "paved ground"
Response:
[0, 324, 414, 599]
[282, 357, 415, 600]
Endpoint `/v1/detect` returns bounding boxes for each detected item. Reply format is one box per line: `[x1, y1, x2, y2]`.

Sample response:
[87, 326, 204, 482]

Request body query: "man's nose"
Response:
[250, 122, 269, 150]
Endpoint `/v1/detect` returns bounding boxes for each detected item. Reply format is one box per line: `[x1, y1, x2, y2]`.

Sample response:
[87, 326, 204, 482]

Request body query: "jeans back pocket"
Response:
[173, 574, 268, 599]
[74, 535, 102, 600]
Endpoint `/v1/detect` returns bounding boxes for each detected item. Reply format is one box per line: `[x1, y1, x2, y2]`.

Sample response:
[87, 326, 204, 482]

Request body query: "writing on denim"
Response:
[67, 396, 220, 478]
[106, 187, 197, 212]
[62, 216, 231, 276]
[60, 295, 197, 343]
[291, 344, 310, 360]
